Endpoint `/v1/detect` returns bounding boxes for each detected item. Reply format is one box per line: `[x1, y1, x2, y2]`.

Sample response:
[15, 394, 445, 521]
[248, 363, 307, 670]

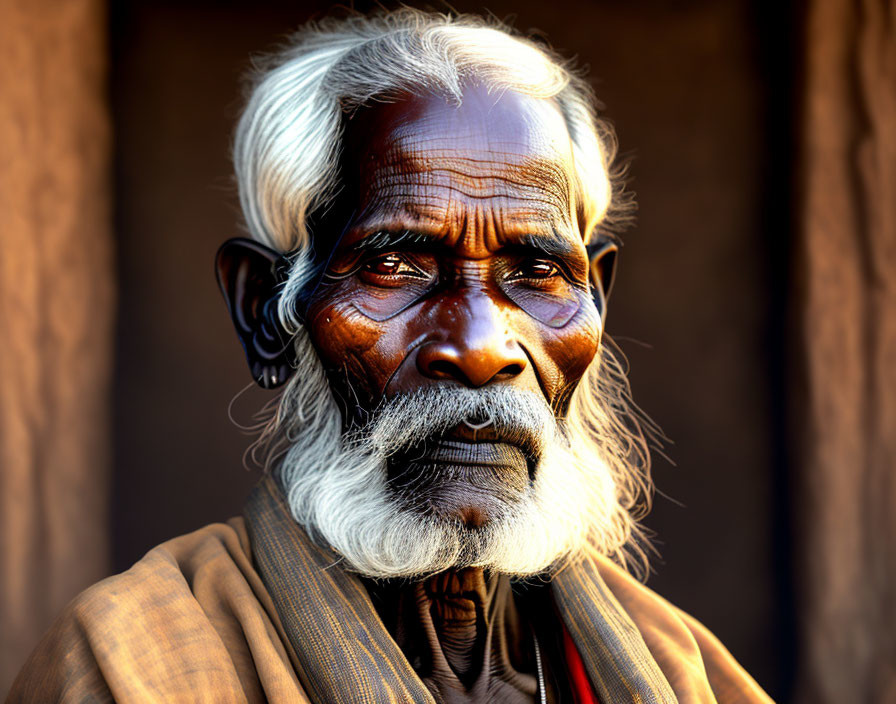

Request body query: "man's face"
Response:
[305, 84, 603, 529]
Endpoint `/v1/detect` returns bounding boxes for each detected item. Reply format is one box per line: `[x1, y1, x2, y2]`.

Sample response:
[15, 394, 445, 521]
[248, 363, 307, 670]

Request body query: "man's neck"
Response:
[364, 567, 540, 702]
[421, 567, 493, 684]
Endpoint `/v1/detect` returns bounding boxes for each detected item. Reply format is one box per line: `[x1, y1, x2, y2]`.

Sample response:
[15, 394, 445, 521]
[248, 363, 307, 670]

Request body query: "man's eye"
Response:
[362, 254, 422, 277]
[511, 259, 560, 281]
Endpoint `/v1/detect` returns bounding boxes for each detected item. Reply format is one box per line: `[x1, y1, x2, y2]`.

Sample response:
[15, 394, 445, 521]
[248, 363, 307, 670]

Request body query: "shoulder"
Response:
[8, 520, 301, 703]
[593, 556, 774, 704]
[70, 519, 254, 617]
[65, 519, 256, 641]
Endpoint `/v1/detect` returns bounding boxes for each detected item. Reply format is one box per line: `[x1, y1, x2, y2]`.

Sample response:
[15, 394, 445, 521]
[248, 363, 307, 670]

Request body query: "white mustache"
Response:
[351, 385, 562, 464]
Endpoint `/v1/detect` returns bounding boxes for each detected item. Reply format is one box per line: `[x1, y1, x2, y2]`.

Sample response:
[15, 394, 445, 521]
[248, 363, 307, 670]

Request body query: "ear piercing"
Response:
[257, 369, 281, 389]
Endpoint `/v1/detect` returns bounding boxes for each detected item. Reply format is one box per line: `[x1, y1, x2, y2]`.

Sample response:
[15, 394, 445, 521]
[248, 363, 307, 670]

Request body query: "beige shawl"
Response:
[7, 478, 772, 703]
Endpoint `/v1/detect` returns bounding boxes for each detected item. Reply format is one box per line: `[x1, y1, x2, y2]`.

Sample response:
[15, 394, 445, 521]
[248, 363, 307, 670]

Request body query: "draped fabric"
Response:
[244, 480, 436, 703]
[0, 0, 113, 696]
[246, 479, 676, 703]
[794, 0, 896, 701]
[7, 477, 771, 703]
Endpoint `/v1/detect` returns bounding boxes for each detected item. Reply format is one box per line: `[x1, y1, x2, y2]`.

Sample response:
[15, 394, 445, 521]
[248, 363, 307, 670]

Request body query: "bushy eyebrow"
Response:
[517, 231, 581, 260]
[351, 228, 582, 261]
[351, 229, 443, 252]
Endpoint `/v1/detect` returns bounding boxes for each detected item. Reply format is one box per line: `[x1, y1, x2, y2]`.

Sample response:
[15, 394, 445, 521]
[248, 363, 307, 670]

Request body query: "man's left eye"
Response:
[510, 259, 560, 281]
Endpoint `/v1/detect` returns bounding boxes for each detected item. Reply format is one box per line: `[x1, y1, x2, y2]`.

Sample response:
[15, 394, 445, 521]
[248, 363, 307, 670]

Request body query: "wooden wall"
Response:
[795, 0, 896, 700]
[0, 0, 113, 693]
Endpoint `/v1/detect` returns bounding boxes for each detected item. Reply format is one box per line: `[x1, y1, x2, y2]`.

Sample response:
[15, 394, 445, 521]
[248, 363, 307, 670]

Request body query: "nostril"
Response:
[428, 359, 469, 383]
[497, 363, 524, 379]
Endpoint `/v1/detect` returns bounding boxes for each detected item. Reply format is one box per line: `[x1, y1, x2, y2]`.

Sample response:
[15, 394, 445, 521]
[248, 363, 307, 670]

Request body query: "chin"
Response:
[302, 447, 602, 579]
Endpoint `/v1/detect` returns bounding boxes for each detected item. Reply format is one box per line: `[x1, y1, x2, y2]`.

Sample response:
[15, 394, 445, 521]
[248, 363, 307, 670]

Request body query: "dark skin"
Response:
[218, 85, 617, 701]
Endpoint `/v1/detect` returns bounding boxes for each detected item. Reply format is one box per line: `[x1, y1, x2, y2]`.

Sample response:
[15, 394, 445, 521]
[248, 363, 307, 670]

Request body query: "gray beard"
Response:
[274, 380, 623, 579]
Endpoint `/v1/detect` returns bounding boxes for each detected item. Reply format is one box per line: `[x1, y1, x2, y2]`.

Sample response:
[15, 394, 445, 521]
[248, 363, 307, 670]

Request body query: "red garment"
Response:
[563, 624, 600, 704]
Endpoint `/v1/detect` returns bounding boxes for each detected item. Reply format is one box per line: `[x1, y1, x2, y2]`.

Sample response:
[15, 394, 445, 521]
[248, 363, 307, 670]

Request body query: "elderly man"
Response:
[9, 10, 771, 703]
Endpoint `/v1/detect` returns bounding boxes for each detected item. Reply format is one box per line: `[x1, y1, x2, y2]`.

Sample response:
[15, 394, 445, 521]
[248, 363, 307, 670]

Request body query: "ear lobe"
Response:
[585, 241, 618, 321]
[215, 237, 296, 389]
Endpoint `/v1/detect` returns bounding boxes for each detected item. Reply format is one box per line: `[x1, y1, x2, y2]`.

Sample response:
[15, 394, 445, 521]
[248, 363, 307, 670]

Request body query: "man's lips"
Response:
[387, 427, 534, 493]
[385, 422, 540, 526]
[386, 435, 531, 527]
[443, 422, 540, 461]
[423, 438, 529, 471]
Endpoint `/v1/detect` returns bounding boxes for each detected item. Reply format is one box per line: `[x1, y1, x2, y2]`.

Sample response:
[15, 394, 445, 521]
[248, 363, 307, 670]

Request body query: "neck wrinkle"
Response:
[365, 567, 539, 703]
[423, 567, 491, 685]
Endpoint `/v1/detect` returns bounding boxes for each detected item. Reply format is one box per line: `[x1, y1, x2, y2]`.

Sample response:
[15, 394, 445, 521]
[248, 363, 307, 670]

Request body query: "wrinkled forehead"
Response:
[339, 85, 580, 231]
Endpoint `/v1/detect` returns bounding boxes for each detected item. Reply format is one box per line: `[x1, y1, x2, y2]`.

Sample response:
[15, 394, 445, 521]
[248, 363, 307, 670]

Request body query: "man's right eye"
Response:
[358, 253, 436, 286]
[351, 252, 438, 319]
[362, 253, 416, 276]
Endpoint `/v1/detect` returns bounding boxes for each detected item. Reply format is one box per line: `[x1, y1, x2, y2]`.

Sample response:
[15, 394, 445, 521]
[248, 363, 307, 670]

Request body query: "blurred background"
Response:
[2, 0, 894, 701]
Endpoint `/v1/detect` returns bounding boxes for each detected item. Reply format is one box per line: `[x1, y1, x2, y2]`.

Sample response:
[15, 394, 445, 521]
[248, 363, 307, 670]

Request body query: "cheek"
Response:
[307, 286, 409, 399]
[534, 301, 602, 398]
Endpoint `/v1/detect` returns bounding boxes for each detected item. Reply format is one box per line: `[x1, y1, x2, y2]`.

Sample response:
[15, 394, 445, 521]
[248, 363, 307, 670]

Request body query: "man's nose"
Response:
[415, 292, 528, 387]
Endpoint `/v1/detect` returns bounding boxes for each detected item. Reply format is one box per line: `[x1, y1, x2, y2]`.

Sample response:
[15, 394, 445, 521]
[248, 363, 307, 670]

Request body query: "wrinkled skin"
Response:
[308, 86, 601, 408]
[302, 86, 606, 700]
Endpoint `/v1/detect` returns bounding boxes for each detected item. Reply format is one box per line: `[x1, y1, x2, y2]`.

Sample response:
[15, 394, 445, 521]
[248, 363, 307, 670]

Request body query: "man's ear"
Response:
[586, 241, 618, 322]
[215, 238, 296, 389]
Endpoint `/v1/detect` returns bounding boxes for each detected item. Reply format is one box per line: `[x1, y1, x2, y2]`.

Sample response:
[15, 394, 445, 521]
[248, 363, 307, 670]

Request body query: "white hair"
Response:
[235, 9, 655, 577]
[234, 10, 629, 250]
